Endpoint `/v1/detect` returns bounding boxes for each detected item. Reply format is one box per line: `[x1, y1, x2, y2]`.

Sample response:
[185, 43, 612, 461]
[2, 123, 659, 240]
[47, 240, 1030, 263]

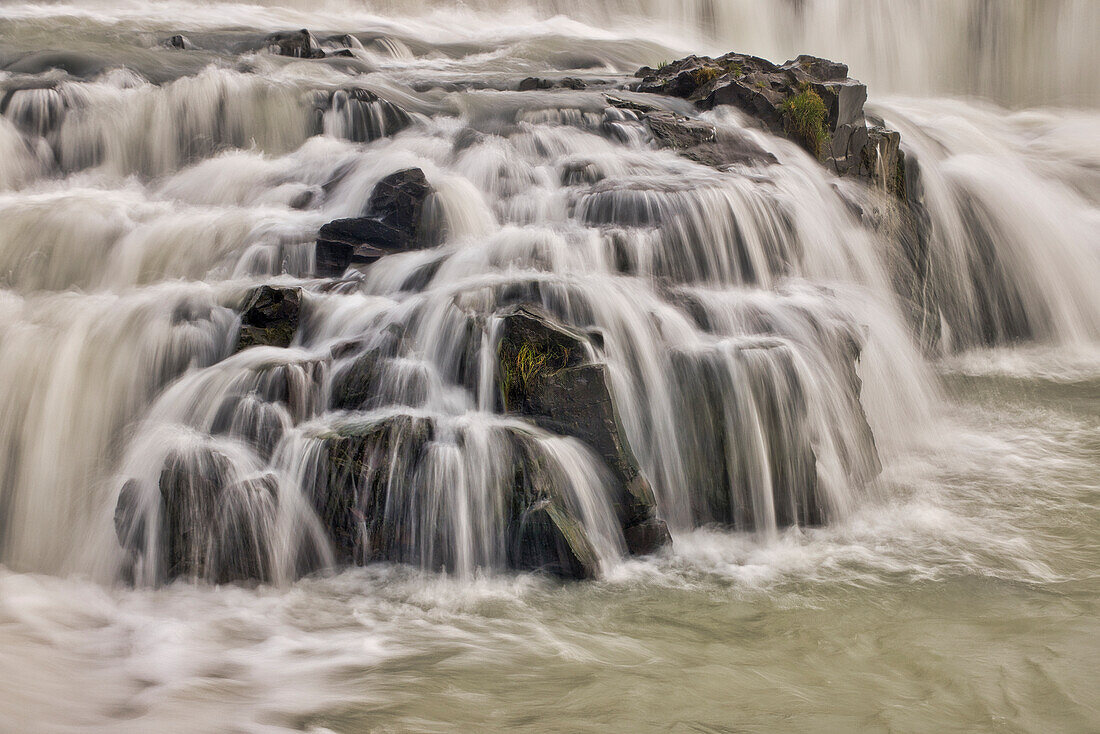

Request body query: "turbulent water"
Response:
[0, 0, 1098, 731]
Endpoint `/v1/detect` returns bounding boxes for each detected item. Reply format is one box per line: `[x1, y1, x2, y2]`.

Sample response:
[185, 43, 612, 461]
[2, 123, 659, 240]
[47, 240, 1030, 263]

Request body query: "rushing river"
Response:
[0, 1, 1098, 732]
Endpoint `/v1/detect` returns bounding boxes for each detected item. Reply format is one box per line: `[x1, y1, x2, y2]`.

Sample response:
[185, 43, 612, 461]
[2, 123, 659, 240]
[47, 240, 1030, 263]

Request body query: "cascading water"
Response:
[0, 0, 1097, 731]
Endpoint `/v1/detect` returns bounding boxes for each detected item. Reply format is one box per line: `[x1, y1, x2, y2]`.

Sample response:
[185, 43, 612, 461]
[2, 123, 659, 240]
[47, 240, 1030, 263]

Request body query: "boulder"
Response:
[496, 305, 670, 554]
[314, 168, 435, 276]
[234, 285, 302, 352]
[264, 29, 325, 59]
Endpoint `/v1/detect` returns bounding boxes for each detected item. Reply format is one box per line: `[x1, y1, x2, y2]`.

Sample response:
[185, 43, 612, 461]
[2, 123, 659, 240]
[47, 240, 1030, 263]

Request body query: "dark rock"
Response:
[329, 331, 401, 410]
[264, 29, 325, 59]
[311, 415, 434, 563]
[0, 84, 66, 137]
[164, 34, 194, 50]
[518, 77, 554, 91]
[623, 517, 671, 556]
[314, 168, 435, 276]
[235, 285, 302, 351]
[113, 479, 147, 551]
[367, 167, 432, 234]
[603, 93, 662, 114]
[560, 77, 587, 90]
[496, 305, 670, 555]
[510, 497, 599, 579]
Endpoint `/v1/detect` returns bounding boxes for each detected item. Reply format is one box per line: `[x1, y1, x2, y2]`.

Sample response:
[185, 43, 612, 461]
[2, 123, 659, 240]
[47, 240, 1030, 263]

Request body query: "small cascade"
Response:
[0, 0, 1095, 588]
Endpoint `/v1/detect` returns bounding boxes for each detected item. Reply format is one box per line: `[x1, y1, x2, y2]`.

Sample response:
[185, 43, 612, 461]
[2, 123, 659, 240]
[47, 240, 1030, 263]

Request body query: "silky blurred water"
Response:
[0, 1, 1098, 731]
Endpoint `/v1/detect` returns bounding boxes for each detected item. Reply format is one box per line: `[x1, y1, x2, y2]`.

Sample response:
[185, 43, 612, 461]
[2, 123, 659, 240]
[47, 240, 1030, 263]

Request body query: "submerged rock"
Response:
[496, 305, 670, 555]
[319, 87, 412, 143]
[234, 285, 302, 352]
[115, 449, 279, 583]
[315, 167, 435, 276]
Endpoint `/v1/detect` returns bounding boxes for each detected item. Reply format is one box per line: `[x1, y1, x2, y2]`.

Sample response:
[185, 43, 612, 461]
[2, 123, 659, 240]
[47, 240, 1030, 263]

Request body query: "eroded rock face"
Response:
[315, 168, 435, 276]
[235, 285, 302, 352]
[635, 52, 906, 196]
[496, 305, 671, 555]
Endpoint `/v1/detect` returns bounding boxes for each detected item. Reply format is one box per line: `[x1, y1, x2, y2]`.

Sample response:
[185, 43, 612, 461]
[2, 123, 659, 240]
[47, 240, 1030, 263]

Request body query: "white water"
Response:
[0, 0, 1098, 731]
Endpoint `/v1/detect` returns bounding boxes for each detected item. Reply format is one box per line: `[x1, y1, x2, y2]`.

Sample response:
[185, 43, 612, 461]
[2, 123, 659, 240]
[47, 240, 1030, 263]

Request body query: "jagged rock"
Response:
[164, 34, 194, 50]
[642, 110, 777, 169]
[860, 125, 905, 197]
[496, 305, 670, 555]
[235, 285, 302, 352]
[315, 168, 435, 276]
[560, 77, 587, 90]
[264, 29, 325, 59]
[635, 51, 907, 195]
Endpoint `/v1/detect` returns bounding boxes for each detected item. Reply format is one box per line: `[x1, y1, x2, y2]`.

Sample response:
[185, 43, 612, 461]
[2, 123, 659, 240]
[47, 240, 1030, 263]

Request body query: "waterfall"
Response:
[0, 0, 1096, 586]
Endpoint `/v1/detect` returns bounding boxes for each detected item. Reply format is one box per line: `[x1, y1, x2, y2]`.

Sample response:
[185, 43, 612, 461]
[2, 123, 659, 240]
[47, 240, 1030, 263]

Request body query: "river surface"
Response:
[0, 1, 1098, 732]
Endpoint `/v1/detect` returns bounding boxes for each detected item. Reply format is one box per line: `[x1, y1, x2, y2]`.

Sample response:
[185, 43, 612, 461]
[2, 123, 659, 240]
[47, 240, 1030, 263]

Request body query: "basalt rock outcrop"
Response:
[315, 167, 436, 276]
[635, 53, 906, 197]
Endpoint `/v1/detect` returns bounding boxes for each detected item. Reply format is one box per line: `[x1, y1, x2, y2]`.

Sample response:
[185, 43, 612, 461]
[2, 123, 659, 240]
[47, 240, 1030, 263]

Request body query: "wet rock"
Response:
[560, 77, 587, 90]
[312, 415, 434, 563]
[510, 496, 599, 579]
[518, 77, 554, 91]
[669, 343, 823, 529]
[642, 110, 777, 169]
[235, 285, 302, 352]
[0, 83, 66, 136]
[329, 331, 402, 410]
[496, 305, 670, 555]
[635, 51, 907, 194]
[859, 125, 905, 197]
[164, 34, 194, 50]
[314, 168, 435, 276]
[264, 29, 325, 59]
